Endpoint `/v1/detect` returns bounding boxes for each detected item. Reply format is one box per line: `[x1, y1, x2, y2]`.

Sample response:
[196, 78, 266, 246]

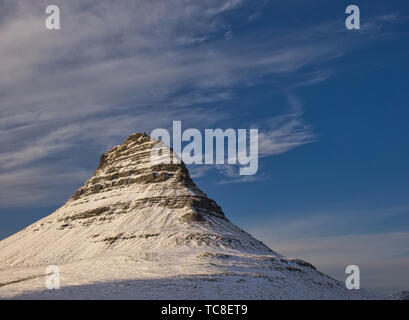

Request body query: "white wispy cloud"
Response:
[0, 0, 363, 205]
[258, 113, 316, 158]
[0, 166, 90, 207]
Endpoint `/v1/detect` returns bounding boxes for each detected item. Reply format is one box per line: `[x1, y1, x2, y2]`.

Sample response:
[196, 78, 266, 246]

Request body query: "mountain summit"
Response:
[0, 133, 381, 299]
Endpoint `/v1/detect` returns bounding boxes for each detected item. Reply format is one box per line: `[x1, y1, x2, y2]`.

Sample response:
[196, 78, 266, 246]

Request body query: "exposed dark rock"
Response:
[61, 206, 111, 222]
[199, 252, 231, 259]
[180, 211, 206, 223]
[292, 259, 317, 270]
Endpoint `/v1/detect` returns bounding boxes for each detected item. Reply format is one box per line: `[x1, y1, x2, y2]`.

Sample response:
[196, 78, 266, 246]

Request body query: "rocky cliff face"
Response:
[0, 134, 383, 299]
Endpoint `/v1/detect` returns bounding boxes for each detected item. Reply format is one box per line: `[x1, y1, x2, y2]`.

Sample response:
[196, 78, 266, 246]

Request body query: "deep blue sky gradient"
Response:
[1, 0, 408, 293]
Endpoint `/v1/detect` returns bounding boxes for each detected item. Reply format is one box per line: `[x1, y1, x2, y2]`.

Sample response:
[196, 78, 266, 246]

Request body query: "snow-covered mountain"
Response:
[0, 133, 383, 299]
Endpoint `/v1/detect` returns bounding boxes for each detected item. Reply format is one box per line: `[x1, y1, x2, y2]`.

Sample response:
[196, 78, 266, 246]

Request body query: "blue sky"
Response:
[0, 0, 408, 293]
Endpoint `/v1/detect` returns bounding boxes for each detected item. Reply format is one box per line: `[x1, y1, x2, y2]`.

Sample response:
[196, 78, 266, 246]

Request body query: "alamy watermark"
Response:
[150, 121, 258, 176]
[44, 4, 360, 31]
[45, 5, 61, 30]
[345, 265, 360, 289]
[45, 265, 60, 290]
[346, 5, 360, 30]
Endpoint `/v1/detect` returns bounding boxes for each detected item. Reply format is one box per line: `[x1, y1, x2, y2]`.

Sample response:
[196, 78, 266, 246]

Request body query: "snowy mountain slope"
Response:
[0, 133, 385, 299]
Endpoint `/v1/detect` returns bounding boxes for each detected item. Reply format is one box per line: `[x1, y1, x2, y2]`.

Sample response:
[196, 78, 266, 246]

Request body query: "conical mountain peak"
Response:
[68, 133, 225, 223]
[0, 133, 381, 299]
[0, 133, 272, 271]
